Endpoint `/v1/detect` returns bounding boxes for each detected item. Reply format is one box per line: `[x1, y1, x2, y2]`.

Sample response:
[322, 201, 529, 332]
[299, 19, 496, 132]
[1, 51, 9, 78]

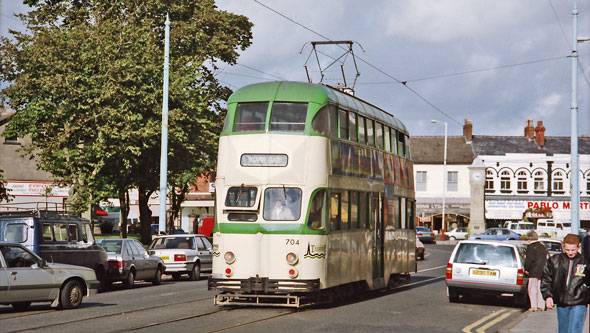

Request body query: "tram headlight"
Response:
[286, 252, 298, 265]
[224, 251, 236, 264]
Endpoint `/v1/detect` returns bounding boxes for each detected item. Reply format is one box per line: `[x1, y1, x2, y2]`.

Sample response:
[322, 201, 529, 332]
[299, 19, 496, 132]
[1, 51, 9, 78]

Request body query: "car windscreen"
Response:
[97, 239, 123, 254]
[225, 186, 258, 207]
[454, 243, 517, 268]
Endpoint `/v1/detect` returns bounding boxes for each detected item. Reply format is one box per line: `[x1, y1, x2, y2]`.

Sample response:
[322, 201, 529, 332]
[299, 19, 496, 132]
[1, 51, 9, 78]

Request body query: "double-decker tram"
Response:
[208, 81, 416, 307]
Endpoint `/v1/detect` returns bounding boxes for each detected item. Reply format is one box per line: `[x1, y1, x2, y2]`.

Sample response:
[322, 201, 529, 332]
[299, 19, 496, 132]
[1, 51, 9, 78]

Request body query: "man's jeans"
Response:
[556, 305, 588, 333]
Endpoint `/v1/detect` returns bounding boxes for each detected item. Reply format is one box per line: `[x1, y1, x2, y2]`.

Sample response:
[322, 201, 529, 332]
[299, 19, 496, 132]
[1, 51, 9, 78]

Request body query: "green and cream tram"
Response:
[208, 81, 416, 307]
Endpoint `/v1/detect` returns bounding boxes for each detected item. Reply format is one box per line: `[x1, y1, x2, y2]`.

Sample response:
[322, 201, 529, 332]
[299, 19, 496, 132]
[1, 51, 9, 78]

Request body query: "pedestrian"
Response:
[541, 233, 590, 333]
[581, 230, 590, 259]
[524, 230, 548, 312]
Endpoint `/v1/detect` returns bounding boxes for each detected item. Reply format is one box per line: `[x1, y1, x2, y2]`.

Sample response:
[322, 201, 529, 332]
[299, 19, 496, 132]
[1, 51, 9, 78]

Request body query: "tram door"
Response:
[371, 193, 384, 280]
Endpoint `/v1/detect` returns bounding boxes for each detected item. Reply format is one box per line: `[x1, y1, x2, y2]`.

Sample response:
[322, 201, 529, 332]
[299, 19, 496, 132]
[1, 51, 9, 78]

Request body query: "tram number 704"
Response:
[285, 239, 300, 245]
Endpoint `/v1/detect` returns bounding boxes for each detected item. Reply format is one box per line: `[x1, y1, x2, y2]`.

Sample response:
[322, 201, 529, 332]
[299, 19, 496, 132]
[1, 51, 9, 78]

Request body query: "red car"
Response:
[197, 217, 215, 237]
[416, 238, 425, 260]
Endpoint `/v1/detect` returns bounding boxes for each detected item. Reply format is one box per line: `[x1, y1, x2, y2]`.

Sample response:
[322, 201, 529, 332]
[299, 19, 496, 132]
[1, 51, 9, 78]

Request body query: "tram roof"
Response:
[227, 81, 409, 134]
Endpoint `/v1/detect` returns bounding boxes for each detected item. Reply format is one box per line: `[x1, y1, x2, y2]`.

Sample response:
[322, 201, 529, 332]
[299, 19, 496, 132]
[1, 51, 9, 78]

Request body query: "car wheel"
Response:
[450, 236, 456, 241]
[152, 267, 162, 285]
[60, 280, 84, 309]
[448, 287, 460, 303]
[172, 273, 182, 280]
[11, 302, 31, 311]
[189, 262, 201, 281]
[123, 270, 135, 289]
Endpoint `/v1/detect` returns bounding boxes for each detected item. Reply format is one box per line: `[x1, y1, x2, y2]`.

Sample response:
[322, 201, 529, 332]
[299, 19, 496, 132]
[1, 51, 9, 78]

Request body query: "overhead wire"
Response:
[253, 0, 463, 126]
[358, 56, 568, 84]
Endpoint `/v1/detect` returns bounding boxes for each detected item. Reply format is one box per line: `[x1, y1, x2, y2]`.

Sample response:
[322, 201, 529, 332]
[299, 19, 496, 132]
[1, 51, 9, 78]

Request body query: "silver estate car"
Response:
[0, 243, 99, 311]
[149, 234, 213, 280]
[446, 240, 528, 307]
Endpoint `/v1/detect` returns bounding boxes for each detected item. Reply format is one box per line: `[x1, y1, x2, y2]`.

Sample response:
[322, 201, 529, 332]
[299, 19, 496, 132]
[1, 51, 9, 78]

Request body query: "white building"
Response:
[411, 118, 590, 233]
[411, 120, 475, 232]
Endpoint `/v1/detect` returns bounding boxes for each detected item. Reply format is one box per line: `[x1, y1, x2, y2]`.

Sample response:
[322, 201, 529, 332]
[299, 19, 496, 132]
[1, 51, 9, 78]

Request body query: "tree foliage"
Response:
[1, 0, 252, 240]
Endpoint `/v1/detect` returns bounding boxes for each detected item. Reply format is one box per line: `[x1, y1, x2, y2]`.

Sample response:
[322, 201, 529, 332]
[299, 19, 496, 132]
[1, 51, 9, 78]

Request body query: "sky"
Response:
[1, 1, 590, 138]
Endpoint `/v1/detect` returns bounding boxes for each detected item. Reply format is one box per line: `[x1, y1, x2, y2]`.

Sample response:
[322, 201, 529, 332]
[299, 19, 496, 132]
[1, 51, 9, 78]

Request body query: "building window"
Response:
[553, 171, 564, 193]
[534, 171, 545, 192]
[500, 170, 511, 192]
[587, 177, 590, 195]
[485, 170, 494, 192]
[416, 171, 427, 191]
[517, 171, 528, 193]
[447, 171, 458, 192]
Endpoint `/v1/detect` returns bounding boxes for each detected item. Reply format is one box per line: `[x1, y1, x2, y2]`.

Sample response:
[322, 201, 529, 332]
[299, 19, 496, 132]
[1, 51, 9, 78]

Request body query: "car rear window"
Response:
[150, 237, 194, 250]
[454, 243, 518, 267]
[98, 239, 123, 254]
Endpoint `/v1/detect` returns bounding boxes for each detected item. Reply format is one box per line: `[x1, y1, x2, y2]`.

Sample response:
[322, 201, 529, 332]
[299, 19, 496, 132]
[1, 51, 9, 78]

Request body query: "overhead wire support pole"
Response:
[159, 14, 170, 234]
[571, 7, 580, 234]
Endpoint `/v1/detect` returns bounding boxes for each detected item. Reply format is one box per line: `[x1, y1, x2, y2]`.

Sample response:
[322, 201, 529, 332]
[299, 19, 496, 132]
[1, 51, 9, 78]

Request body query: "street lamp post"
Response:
[432, 120, 447, 241]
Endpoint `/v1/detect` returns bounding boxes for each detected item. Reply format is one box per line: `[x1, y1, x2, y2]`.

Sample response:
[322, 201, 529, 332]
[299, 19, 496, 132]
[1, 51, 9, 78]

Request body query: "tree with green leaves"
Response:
[1, 0, 252, 242]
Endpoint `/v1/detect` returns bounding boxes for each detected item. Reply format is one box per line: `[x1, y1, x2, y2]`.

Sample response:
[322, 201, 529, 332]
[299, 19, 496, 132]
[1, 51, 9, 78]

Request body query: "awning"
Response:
[96, 207, 109, 216]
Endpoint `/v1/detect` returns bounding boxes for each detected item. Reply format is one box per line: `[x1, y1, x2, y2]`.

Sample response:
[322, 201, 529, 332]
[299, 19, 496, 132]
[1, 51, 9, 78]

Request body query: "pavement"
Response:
[500, 306, 590, 332]
[433, 236, 585, 332]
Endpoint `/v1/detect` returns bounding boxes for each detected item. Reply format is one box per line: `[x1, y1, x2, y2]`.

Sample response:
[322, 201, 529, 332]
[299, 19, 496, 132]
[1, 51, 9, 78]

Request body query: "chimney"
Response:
[534, 120, 546, 147]
[463, 119, 473, 142]
[524, 119, 535, 139]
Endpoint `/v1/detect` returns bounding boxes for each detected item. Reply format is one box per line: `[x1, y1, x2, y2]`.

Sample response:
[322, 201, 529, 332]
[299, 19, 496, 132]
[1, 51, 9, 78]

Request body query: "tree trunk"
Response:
[118, 189, 130, 238]
[169, 183, 189, 233]
[138, 186, 154, 245]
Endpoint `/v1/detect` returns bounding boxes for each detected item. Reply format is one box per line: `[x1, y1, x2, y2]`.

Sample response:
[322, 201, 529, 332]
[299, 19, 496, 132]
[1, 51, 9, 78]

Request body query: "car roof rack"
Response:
[0, 201, 82, 219]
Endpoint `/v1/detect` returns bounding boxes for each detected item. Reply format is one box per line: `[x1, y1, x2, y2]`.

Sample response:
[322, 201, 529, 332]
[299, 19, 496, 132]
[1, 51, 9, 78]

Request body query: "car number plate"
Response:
[471, 269, 497, 277]
[160, 256, 169, 260]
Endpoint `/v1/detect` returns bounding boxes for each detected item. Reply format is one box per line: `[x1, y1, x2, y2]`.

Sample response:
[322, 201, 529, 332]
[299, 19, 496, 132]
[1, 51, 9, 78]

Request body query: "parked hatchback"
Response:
[148, 234, 212, 280]
[97, 238, 165, 288]
[416, 226, 435, 243]
[446, 227, 469, 240]
[446, 240, 527, 306]
[0, 243, 99, 311]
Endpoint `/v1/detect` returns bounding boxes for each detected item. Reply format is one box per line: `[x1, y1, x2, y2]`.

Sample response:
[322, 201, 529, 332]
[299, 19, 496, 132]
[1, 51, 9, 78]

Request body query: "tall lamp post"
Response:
[431, 120, 447, 240]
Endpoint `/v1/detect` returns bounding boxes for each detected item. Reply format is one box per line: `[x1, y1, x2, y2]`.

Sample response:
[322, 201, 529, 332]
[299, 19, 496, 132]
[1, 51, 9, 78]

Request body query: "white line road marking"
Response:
[416, 265, 446, 273]
[462, 309, 509, 333]
[475, 309, 518, 333]
[392, 275, 445, 289]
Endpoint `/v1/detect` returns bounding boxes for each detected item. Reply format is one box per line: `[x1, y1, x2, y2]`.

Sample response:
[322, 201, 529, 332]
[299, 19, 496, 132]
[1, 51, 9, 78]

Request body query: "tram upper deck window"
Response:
[225, 187, 258, 207]
[348, 112, 358, 142]
[233, 102, 268, 132]
[376, 122, 384, 149]
[270, 102, 307, 132]
[398, 133, 407, 157]
[384, 126, 391, 152]
[366, 119, 375, 146]
[338, 109, 348, 139]
[263, 188, 302, 221]
[359, 116, 366, 144]
[312, 105, 329, 135]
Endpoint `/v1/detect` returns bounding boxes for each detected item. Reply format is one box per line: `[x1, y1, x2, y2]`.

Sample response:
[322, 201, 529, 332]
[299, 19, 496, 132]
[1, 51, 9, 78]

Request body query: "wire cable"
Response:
[253, 0, 464, 126]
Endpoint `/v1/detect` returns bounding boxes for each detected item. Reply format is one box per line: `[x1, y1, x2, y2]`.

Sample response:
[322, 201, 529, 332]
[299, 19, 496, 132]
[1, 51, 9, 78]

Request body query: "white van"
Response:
[503, 221, 535, 236]
[536, 219, 571, 239]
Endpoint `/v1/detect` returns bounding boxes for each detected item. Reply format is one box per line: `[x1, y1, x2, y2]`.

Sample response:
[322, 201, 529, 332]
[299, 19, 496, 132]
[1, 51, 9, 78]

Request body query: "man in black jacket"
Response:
[525, 231, 548, 311]
[541, 234, 589, 333]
